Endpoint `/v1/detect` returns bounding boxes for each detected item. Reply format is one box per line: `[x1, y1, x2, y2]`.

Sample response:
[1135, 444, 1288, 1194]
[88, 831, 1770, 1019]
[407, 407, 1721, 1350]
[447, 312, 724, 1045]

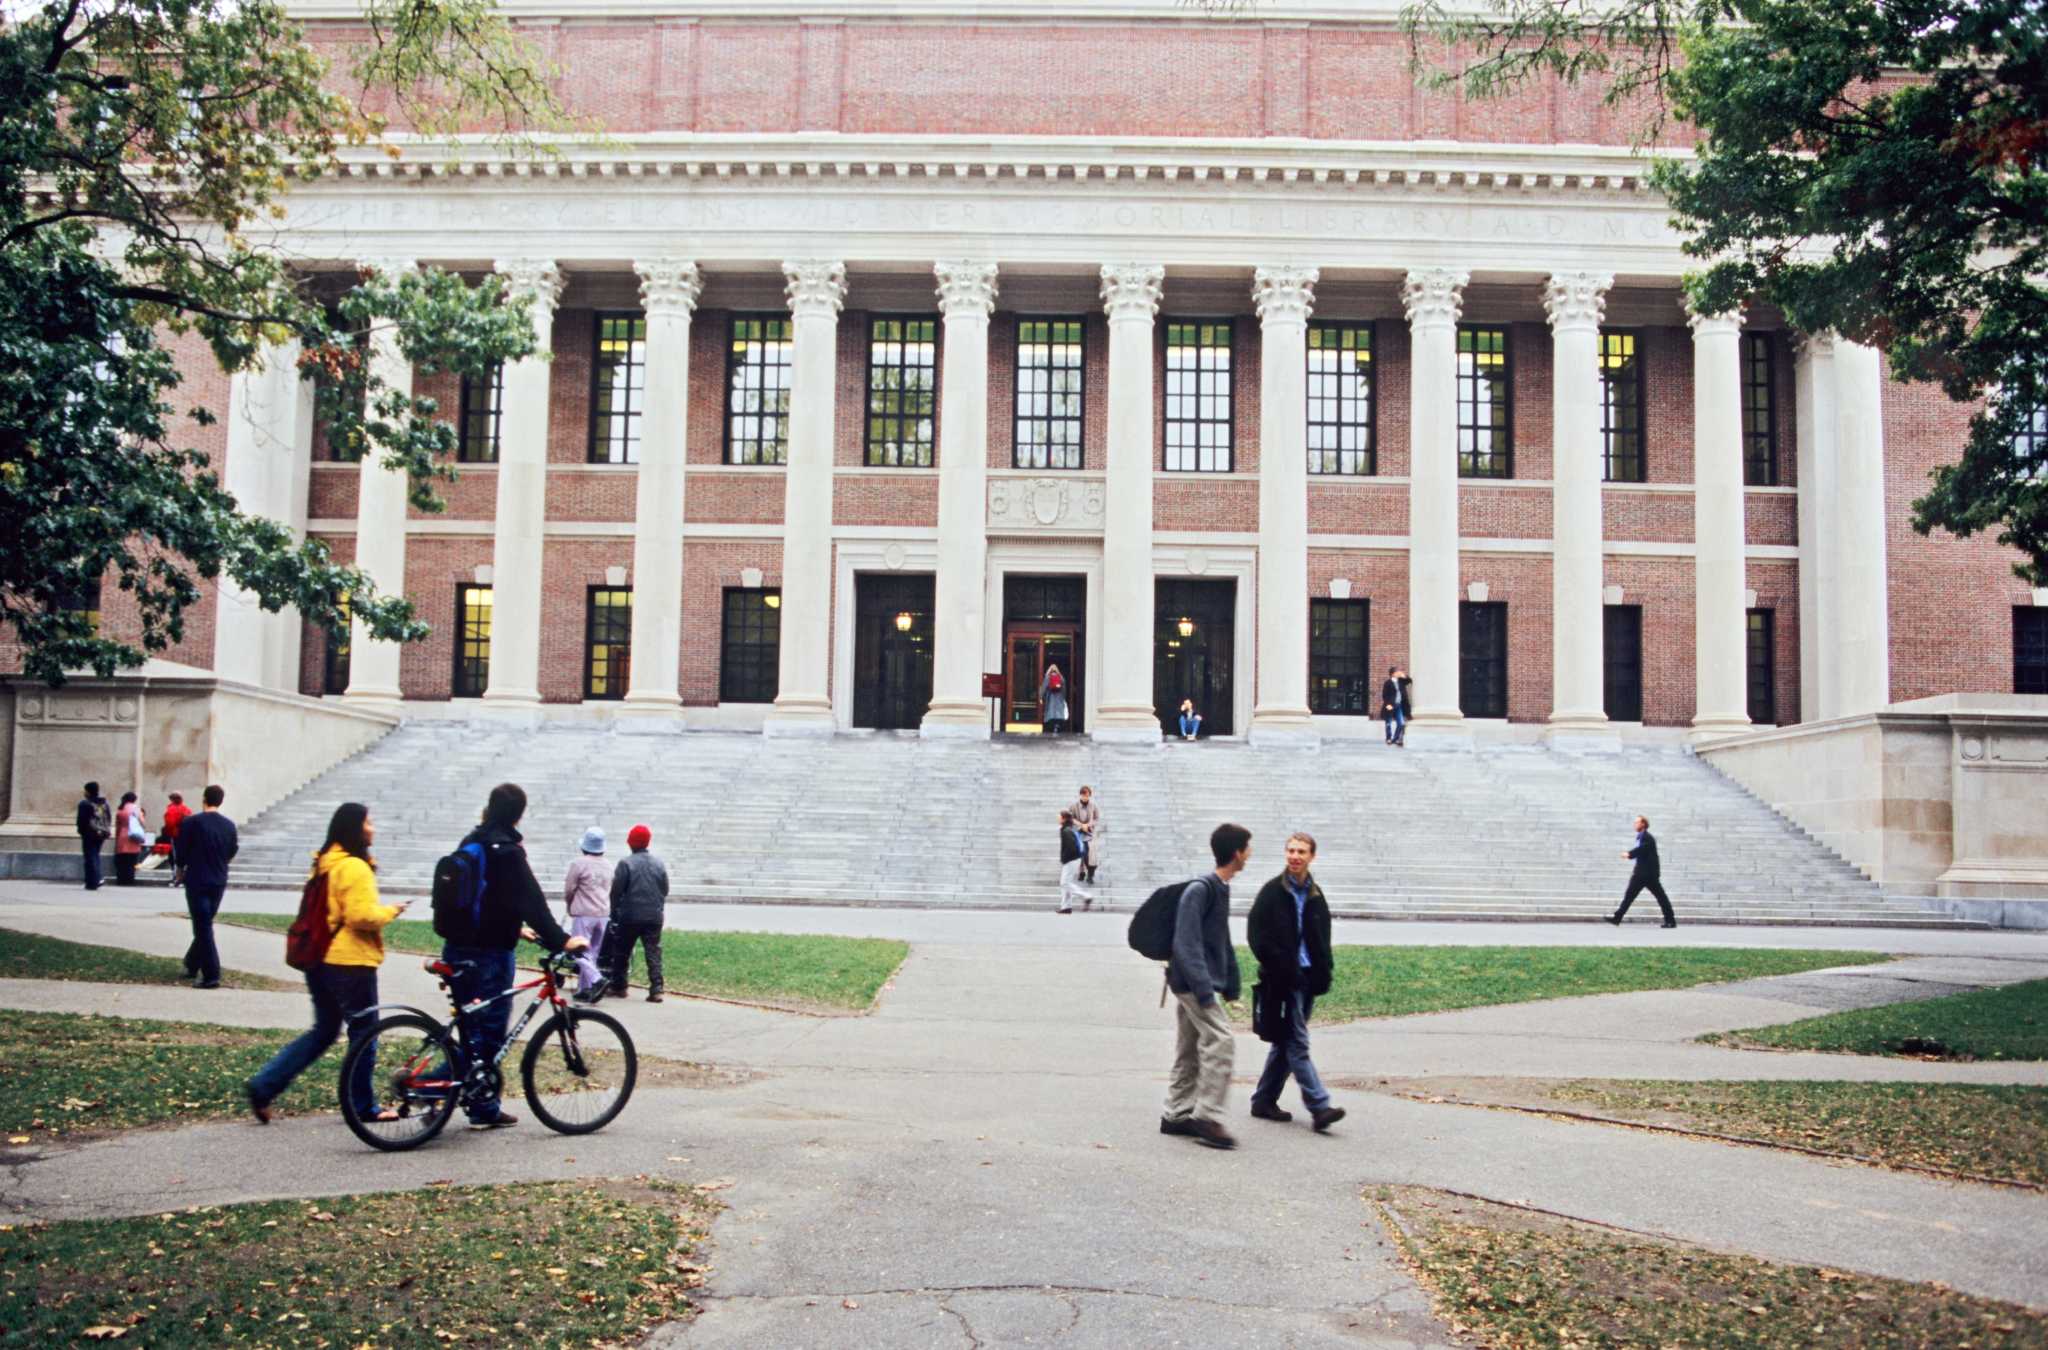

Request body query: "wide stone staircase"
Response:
[226, 724, 1975, 927]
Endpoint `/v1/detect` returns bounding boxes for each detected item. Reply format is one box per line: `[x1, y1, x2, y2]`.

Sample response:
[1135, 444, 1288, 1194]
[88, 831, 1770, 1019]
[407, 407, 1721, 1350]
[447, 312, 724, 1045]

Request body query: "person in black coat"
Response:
[75, 781, 111, 890]
[1606, 814, 1677, 928]
[1244, 832, 1346, 1131]
[1379, 667, 1411, 746]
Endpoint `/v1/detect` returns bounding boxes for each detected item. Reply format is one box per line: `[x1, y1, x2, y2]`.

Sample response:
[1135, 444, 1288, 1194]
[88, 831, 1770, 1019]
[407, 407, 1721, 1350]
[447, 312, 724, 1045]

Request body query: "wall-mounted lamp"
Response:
[894, 611, 914, 632]
[1176, 617, 1195, 638]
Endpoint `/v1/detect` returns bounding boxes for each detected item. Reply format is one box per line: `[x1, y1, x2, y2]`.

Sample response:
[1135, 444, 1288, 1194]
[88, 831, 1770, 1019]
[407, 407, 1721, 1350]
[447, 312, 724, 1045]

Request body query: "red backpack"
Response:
[283, 870, 337, 972]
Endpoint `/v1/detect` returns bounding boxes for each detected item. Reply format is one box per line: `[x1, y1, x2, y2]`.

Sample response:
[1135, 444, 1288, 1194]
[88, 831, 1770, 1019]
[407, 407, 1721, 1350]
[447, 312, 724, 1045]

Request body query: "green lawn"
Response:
[1543, 1079, 2048, 1185]
[0, 1178, 714, 1348]
[224, 914, 909, 1013]
[1706, 977, 2048, 1061]
[0, 927, 289, 991]
[1221, 945, 1890, 1023]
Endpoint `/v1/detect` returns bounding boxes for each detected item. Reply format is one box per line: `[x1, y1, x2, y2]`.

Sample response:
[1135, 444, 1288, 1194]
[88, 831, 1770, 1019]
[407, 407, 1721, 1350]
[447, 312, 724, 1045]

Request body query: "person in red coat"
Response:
[158, 792, 192, 884]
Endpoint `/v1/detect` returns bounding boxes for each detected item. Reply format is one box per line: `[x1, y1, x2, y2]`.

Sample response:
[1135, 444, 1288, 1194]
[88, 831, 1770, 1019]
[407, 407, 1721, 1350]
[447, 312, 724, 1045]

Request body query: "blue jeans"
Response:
[441, 944, 517, 1121]
[1178, 714, 1200, 738]
[81, 837, 103, 889]
[1384, 705, 1406, 743]
[183, 884, 224, 984]
[1252, 988, 1330, 1113]
[248, 965, 380, 1114]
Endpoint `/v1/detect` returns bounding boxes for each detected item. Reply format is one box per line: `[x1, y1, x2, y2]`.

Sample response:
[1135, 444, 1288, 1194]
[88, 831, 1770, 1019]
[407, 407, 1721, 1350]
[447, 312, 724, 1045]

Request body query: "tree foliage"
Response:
[1, 0, 573, 684]
[1406, 0, 2048, 581]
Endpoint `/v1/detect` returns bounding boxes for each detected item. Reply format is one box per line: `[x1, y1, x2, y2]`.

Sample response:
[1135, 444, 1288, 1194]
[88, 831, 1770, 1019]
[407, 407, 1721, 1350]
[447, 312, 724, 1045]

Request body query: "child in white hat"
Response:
[562, 826, 611, 1001]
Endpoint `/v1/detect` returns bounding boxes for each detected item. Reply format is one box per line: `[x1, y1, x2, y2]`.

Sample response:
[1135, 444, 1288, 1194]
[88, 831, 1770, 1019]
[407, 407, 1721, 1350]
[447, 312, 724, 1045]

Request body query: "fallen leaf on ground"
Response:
[81, 1329, 129, 1342]
[842, 1299, 860, 1310]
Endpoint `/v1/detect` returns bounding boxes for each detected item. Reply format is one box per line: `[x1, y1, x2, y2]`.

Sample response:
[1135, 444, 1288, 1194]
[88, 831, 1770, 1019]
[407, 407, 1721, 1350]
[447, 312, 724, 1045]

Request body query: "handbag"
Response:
[125, 813, 147, 845]
[1251, 982, 1294, 1043]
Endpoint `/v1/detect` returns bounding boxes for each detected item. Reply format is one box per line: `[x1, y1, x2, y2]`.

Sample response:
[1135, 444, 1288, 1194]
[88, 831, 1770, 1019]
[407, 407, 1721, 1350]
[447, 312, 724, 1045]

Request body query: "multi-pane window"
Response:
[456, 365, 503, 463]
[1459, 601, 1509, 718]
[589, 313, 647, 464]
[1306, 322, 1375, 476]
[1599, 331, 1645, 483]
[1309, 598, 1371, 714]
[1457, 327, 1513, 478]
[1747, 609, 1777, 724]
[1164, 321, 1235, 472]
[1603, 604, 1644, 722]
[720, 588, 781, 704]
[324, 601, 351, 696]
[51, 574, 101, 632]
[1742, 333, 1778, 486]
[726, 315, 793, 465]
[2016, 608, 2048, 695]
[866, 317, 938, 467]
[1014, 318, 1085, 469]
[583, 587, 632, 701]
[2012, 401, 2048, 470]
[452, 583, 493, 698]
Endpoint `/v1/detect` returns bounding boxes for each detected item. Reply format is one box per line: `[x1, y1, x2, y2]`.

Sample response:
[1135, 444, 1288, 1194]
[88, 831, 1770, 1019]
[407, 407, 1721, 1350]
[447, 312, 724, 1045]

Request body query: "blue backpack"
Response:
[430, 841, 489, 943]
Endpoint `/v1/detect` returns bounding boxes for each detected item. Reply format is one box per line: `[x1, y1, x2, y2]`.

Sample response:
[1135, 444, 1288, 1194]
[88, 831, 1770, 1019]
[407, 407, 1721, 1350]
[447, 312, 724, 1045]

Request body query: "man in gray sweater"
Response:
[1161, 822, 1251, 1150]
[604, 823, 671, 1002]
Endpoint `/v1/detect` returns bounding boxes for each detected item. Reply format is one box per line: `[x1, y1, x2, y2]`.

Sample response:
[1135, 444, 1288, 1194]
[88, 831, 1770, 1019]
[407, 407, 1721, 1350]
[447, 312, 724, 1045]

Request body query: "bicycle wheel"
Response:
[521, 1007, 637, 1135]
[339, 1013, 460, 1151]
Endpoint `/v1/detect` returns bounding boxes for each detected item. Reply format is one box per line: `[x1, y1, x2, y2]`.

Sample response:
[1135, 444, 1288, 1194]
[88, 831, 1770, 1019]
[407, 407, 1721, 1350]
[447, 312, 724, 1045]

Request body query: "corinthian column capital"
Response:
[494, 258, 564, 312]
[1401, 267, 1468, 327]
[782, 260, 848, 318]
[1099, 263, 1165, 321]
[635, 259, 703, 316]
[1541, 270, 1613, 332]
[1252, 266, 1319, 327]
[1686, 302, 1744, 339]
[934, 261, 999, 318]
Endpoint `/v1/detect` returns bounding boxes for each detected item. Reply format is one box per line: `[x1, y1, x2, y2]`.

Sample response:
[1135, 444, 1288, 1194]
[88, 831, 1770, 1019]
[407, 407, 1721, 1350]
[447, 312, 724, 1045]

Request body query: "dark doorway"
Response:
[1603, 604, 1644, 722]
[853, 573, 935, 730]
[1459, 601, 1508, 718]
[1747, 608, 1778, 723]
[1155, 578, 1236, 736]
[1002, 575, 1085, 733]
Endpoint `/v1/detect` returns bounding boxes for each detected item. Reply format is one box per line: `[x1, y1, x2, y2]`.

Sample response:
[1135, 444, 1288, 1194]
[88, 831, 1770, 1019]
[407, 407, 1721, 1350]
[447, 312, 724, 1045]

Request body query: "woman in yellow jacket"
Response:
[245, 803, 406, 1123]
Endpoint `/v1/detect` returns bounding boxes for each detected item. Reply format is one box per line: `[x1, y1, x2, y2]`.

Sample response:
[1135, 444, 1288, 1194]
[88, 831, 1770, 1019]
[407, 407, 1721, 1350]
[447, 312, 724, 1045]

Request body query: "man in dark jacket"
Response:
[604, 823, 670, 1002]
[1606, 814, 1677, 928]
[172, 785, 238, 988]
[76, 781, 111, 890]
[1246, 832, 1346, 1131]
[1379, 667, 1411, 746]
[443, 783, 588, 1127]
[1161, 823, 1250, 1150]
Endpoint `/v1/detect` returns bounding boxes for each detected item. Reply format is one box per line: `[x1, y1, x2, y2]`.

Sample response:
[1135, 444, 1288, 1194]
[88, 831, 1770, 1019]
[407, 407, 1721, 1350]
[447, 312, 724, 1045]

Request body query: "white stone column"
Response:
[1795, 332, 1842, 721]
[1093, 264, 1166, 743]
[1543, 270, 1615, 747]
[344, 257, 417, 708]
[764, 260, 847, 738]
[480, 258, 564, 717]
[215, 337, 312, 692]
[1689, 306, 1752, 738]
[922, 261, 1000, 739]
[1401, 267, 1469, 741]
[1834, 337, 1892, 717]
[1248, 265, 1320, 748]
[619, 259, 702, 728]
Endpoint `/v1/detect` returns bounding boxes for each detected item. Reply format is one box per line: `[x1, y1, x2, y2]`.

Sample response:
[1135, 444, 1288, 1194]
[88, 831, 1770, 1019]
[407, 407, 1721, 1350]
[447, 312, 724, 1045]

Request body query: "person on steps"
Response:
[1246, 832, 1346, 1132]
[1177, 699, 1203, 741]
[1041, 663, 1070, 735]
[159, 791, 192, 886]
[76, 781, 111, 891]
[604, 824, 669, 1003]
[1160, 823, 1251, 1151]
[1057, 810, 1093, 914]
[563, 827, 612, 1003]
[244, 803, 404, 1124]
[174, 785, 238, 989]
[111, 791, 146, 886]
[1068, 784, 1102, 883]
[1380, 666, 1411, 747]
[1606, 814, 1677, 928]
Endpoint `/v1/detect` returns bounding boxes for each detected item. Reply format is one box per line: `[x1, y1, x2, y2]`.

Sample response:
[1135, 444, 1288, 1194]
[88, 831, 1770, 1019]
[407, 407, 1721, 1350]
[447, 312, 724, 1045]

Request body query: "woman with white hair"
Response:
[562, 826, 612, 1002]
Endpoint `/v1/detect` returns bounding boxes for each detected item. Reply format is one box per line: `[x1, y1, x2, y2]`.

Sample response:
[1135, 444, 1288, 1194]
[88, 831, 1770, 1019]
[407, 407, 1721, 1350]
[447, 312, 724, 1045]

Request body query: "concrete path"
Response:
[1, 880, 2046, 1345]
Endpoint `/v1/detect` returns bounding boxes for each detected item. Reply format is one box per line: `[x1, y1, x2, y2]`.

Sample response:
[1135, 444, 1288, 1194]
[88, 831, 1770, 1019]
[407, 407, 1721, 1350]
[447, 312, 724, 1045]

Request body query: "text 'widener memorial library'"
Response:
[2, 1, 2044, 922]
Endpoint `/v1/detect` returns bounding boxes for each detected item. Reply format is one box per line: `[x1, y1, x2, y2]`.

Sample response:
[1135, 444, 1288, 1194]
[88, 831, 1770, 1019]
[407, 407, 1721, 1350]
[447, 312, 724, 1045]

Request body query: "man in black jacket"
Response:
[173, 784, 238, 988]
[1161, 823, 1250, 1151]
[1379, 667, 1411, 746]
[1606, 814, 1677, 928]
[442, 782, 588, 1128]
[75, 781, 111, 890]
[1246, 832, 1346, 1131]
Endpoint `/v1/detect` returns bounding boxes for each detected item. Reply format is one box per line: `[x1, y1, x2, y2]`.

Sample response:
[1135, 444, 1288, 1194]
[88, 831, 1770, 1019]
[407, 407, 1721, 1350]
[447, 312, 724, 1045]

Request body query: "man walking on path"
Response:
[442, 783, 587, 1129]
[1057, 810, 1093, 913]
[173, 785, 238, 988]
[1606, 814, 1678, 928]
[1161, 823, 1251, 1151]
[1246, 832, 1346, 1132]
[562, 827, 611, 1002]
[605, 824, 670, 1002]
[1068, 785, 1102, 883]
[75, 781, 110, 890]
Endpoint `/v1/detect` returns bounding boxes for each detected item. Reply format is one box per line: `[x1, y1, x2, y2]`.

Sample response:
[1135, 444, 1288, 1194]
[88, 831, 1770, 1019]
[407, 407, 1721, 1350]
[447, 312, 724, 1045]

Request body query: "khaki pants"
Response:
[1164, 990, 1235, 1124]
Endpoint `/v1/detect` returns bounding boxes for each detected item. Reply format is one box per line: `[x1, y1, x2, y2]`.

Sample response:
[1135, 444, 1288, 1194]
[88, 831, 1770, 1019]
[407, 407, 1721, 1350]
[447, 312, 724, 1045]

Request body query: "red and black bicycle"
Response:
[338, 949, 637, 1151]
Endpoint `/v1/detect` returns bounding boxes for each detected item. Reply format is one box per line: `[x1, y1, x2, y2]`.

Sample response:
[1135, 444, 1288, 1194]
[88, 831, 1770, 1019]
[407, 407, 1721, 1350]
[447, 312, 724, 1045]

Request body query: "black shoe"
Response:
[1311, 1106, 1347, 1133]
[646, 992, 664, 1003]
[1661, 920, 1679, 929]
[1159, 1115, 1195, 1137]
[1249, 1101, 1293, 1123]
[468, 1111, 519, 1130]
[1603, 915, 1623, 927]
[195, 980, 221, 990]
[1190, 1119, 1238, 1150]
[245, 1081, 272, 1125]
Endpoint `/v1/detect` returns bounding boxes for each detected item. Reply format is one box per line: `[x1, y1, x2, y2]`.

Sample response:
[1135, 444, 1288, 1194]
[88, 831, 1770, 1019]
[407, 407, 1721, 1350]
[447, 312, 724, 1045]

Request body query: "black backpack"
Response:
[430, 840, 490, 944]
[1128, 877, 1208, 961]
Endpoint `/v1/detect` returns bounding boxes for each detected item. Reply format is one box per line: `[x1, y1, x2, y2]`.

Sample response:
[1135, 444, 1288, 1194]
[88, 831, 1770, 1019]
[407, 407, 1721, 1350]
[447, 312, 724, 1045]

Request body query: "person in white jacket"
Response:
[562, 827, 611, 1001]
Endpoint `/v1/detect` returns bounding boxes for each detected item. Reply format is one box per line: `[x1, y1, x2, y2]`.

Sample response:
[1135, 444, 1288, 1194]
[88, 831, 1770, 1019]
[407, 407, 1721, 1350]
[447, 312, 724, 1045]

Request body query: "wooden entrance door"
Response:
[1004, 629, 1080, 732]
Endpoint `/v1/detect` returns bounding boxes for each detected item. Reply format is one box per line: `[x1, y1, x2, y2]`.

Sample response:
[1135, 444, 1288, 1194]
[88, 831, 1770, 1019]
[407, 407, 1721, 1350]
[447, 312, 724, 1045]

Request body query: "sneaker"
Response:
[1056, 907, 1073, 914]
[195, 979, 221, 990]
[1602, 915, 1623, 927]
[1249, 1101, 1293, 1123]
[468, 1111, 520, 1130]
[245, 1081, 272, 1125]
[1311, 1105, 1347, 1133]
[646, 992, 664, 1003]
[1159, 1115, 1195, 1137]
[1189, 1118, 1237, 1150]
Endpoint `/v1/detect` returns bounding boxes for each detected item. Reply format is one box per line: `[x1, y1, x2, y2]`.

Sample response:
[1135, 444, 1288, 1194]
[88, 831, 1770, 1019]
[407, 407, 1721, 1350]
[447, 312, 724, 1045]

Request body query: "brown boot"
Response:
[1311, 1105, 1347, 1133]
[1249, 1101, 1293, 1122]
[1190, 1118, 1237, 1150]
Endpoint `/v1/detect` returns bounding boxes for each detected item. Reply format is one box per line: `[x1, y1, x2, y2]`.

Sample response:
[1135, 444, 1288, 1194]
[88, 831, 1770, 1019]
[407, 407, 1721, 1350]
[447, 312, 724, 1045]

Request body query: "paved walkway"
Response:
[1, 881, 2046, 1345]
